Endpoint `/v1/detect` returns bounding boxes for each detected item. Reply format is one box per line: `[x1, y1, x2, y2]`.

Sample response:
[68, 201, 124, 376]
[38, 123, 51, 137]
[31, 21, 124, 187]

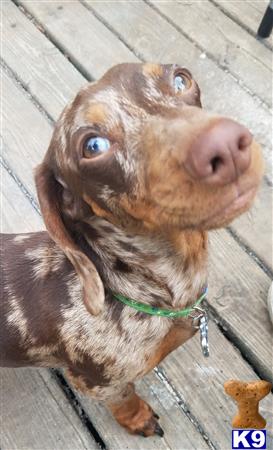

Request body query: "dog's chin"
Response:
[159, 183, 259, 232]
[200, 185, 257, 230]
[187, 180, 258, 231]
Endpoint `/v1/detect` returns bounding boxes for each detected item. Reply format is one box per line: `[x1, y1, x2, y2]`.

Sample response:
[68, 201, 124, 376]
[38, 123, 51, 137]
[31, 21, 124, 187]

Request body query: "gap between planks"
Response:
[210, 0, 273, 51]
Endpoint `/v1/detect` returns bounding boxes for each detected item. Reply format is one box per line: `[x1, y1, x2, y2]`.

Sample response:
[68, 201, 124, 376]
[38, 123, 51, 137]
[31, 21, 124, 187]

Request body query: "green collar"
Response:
[113, 286, 208, 318]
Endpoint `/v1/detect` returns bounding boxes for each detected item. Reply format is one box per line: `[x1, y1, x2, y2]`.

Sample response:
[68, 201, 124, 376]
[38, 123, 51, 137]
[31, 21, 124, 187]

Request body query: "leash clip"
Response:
[190, 306, 210, 358]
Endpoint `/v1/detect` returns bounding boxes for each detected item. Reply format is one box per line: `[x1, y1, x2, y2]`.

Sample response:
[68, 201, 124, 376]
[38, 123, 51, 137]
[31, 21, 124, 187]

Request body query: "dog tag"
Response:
[199, 312, 209, 357]
[191, 307, 210, 357]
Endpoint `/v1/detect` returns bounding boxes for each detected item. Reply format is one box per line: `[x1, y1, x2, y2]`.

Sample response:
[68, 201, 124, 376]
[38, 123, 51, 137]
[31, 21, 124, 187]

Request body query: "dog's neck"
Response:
[76, 216, 208, 309]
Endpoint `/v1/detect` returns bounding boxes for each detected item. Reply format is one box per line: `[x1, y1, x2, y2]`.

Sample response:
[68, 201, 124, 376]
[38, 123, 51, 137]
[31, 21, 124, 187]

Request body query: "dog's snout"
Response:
[184, 119, 252, 186]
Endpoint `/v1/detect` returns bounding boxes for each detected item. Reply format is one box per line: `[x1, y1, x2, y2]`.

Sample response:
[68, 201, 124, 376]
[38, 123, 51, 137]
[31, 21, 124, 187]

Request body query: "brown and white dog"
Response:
[0, 63, 264, 437]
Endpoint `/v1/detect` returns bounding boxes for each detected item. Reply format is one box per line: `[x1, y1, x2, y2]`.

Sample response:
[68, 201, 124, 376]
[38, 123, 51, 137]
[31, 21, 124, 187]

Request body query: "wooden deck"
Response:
[1, 1, 272, 449]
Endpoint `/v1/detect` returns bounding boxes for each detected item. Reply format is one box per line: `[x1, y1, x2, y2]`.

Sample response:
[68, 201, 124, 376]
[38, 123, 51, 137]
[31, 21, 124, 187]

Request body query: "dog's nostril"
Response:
[210, 155, 224, 173]
[238, 135, 250, 151]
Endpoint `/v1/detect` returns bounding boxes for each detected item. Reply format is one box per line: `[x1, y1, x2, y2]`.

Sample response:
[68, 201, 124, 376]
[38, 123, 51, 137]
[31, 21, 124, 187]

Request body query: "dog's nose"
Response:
[184, 119, 252, 186]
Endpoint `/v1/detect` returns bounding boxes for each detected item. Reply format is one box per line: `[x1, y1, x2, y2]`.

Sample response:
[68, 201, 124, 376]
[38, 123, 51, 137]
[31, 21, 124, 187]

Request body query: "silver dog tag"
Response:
[191, 307, 210, 357]
[199, 312, 209, 357]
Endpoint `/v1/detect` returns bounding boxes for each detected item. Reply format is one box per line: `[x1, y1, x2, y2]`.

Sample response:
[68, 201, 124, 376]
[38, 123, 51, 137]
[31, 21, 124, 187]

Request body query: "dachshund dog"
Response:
[0, 63, 264, 437]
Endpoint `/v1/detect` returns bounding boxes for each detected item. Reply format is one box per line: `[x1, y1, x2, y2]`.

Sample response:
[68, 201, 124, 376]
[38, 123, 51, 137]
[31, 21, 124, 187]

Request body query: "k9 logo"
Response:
[232, 430, 266, 449]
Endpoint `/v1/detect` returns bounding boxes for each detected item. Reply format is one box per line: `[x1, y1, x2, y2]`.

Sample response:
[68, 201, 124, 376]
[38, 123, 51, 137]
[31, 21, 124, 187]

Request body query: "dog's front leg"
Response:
[66, 369, 163, 437]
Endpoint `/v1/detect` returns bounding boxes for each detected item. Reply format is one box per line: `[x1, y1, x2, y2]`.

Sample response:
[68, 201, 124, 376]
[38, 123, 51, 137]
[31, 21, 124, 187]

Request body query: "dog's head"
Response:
[35, 63, 264, 314]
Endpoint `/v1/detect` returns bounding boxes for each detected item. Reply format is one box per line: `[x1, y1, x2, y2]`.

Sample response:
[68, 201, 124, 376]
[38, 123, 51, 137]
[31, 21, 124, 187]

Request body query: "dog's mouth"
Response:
[147, 181, 259, 231]
[200, 184, 257, 229]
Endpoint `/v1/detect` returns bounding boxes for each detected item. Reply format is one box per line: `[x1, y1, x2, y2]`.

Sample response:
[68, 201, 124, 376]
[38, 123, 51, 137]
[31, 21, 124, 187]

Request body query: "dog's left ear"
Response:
[35, 161, 105, 315]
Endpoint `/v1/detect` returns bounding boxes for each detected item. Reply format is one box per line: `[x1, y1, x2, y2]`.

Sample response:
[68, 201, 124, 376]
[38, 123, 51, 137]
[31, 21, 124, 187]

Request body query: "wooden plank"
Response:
[2, 0, 85, 118]
[2, 70, 52, 198]
[147, 0, 272, 107]
[18, 0, 138, 80]
[0, 368, 96, 450]
[71, 371, 208, 450]
[1, 165, 43, 233]
[209, 228, 273, 382]
[2, 70, 273, 448]
[213, 0, 273, 41]
[160, 320, 273, 449]
[247, 0, 272, 14]
[3, 2, 272, 269]
[231, 178, 272, 269]
[84, 0, 272, 177]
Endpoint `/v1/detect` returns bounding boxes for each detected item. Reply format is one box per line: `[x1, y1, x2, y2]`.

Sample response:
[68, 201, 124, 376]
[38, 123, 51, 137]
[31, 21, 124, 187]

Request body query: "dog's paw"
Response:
[135, 408, 164, 437]
[123, 399, 164, 437]
[110, 390, 164, 437]
[137, 415, 164, 438]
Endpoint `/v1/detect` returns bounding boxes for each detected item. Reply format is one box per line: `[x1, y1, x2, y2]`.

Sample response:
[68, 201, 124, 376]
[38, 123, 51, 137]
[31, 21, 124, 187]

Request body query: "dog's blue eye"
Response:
[174, 74, 187, 93]
[85, 137, 110, 155]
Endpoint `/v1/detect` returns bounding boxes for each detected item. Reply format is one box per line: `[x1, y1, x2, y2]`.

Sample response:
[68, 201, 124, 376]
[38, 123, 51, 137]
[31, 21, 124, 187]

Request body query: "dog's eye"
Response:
[174, 74, 188, 93]
[84, 136, 110, 156]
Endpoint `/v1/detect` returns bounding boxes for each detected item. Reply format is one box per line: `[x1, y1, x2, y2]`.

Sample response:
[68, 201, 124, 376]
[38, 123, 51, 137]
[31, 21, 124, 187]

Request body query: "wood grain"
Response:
[231, 179, 272, 269]
[2, 1, 85, 120]
[0, 367, 96, 450]
[18, 0, 138, 79]
[209, 228, 273, 381]
[213, 0, 272, 43]
[2, 70, 52, 198]
[1, 165, 43, 233]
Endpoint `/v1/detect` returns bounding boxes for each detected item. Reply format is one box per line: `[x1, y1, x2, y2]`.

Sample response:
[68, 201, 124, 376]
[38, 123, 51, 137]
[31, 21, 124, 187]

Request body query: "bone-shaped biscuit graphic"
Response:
[224, 380, 272, 429]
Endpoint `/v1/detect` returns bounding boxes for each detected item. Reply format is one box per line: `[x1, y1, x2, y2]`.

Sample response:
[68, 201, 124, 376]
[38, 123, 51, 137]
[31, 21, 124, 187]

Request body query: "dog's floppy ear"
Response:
[35, 161, 104, 315]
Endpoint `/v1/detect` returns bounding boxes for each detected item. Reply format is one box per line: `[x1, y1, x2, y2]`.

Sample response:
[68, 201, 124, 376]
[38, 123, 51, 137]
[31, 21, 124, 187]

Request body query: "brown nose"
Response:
[184, 119, 252, 186]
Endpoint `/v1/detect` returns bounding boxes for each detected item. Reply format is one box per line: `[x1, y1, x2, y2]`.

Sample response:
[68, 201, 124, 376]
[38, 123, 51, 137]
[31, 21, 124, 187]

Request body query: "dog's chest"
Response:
[60, 256, 205, 384]
[59, 274, 172, 380]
